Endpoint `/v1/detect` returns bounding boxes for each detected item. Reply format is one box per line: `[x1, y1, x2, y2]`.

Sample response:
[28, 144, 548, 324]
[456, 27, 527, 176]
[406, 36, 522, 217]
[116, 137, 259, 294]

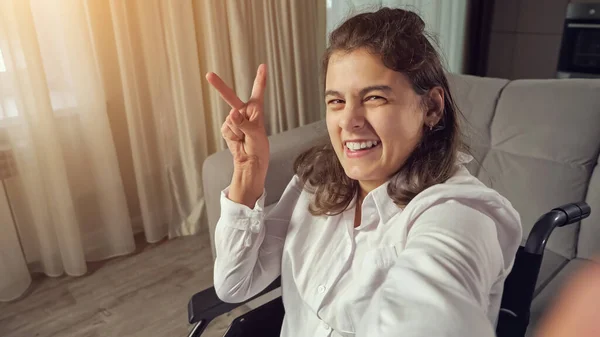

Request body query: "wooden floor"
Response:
[0, 234, 250, 337]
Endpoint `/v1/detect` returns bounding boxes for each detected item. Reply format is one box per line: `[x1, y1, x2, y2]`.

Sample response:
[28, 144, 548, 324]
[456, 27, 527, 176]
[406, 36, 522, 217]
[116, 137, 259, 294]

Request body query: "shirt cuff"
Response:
[219, 186, 267, 232]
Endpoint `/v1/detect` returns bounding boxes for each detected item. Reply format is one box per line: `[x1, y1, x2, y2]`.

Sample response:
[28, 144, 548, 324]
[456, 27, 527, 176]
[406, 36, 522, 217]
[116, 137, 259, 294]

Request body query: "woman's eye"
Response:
[365, 95, 385, 102]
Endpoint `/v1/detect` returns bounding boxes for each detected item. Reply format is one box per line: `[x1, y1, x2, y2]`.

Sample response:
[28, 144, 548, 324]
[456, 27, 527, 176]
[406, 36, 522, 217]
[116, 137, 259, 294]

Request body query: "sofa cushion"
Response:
[263, 120, 329, 206]
[446, 73, 509, 176]
[526, 258, 594, 337]
[477, 79, 600, 259]
[578, 153, 600, 260]
[477, 150, 589, 258]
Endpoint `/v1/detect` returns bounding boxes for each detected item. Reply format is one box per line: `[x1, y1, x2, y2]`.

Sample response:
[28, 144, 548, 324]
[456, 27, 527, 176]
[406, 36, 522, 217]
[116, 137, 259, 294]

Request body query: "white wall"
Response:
[326, 0, 469, 74]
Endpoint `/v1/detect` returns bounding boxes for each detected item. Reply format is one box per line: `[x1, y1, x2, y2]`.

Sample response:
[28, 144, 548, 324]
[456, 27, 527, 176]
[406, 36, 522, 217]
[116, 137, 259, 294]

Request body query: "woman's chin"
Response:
[343, 167, 379, 182]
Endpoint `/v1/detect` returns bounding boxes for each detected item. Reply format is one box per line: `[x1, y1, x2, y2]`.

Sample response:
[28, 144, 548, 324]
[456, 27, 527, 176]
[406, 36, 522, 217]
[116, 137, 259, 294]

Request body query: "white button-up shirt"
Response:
[213, 161, 522, 337]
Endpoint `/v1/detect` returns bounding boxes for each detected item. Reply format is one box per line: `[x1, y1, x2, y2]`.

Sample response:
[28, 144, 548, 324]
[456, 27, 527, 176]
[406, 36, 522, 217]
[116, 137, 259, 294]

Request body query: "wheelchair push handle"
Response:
[554, 201, 591, 225]
[525, 202, 591, 255]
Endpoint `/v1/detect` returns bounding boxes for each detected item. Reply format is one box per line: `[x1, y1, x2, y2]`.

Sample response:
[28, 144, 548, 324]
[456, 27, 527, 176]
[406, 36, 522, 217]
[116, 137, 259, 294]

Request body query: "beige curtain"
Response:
[0, 0, 325, 302]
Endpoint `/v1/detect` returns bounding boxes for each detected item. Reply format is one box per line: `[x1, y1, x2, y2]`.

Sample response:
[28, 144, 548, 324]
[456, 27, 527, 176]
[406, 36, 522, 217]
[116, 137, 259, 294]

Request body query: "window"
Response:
[0, 98, 18, 121]
[0, 48, 6, 72]
[0, 47, 16, 122]
[0, 44, 77, 122]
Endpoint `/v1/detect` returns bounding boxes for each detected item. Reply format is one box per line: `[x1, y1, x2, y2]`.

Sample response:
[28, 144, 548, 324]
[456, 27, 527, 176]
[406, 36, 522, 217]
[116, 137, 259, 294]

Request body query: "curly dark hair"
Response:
[293, 7, 467, 215]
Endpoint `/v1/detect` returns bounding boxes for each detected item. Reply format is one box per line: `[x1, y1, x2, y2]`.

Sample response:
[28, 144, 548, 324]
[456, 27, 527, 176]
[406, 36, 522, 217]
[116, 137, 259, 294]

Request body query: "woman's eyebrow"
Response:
[324, 89, 342, 98]
[324, 85, 393, 98]
[359, 85, 393, 96]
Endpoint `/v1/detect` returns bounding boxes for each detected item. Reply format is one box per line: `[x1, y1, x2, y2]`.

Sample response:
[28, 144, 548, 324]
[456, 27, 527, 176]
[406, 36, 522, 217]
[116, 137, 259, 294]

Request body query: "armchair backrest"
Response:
[448, 74, 600, 260]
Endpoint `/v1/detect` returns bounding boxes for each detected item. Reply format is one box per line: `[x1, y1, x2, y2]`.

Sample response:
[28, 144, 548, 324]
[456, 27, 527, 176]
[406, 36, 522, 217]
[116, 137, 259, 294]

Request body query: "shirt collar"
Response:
[353, 151, 474, 226]
[457, 151, 474, 165]
[360, 180, 401, 225]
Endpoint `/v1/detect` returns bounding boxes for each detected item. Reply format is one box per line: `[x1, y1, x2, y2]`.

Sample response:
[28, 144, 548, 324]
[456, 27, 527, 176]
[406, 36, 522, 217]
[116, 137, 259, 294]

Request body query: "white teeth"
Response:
[346, 141, 379, 151]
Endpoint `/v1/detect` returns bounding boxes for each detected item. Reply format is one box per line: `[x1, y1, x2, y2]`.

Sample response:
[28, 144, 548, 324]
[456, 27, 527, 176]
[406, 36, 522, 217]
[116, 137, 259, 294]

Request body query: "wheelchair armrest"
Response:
[188, 277, 282, 324]
[525, 202, 591, 255]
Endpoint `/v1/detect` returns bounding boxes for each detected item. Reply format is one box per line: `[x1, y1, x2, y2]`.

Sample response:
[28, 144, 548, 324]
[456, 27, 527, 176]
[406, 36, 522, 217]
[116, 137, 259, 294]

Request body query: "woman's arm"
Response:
[213, 175, 303, 303]
[357, 200, 518, 337]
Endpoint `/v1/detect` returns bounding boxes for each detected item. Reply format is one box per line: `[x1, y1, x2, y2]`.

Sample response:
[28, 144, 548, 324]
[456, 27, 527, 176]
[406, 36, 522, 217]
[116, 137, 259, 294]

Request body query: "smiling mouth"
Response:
[344, 140, 380, 152]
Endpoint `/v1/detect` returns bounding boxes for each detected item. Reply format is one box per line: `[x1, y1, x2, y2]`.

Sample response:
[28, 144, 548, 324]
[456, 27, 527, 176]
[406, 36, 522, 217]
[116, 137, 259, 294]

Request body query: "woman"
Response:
[206, 7, 522, 337]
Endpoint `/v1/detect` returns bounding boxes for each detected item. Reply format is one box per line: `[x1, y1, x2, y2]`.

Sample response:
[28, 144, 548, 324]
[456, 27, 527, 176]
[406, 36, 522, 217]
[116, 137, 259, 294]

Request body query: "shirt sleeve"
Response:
[357, 200, 510, 337]
[213, 175, 303, 303]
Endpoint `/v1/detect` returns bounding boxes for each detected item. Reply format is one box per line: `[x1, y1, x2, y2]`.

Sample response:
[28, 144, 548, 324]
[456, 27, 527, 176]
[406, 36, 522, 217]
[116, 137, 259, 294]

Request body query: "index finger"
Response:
[205, 72, 245, 110]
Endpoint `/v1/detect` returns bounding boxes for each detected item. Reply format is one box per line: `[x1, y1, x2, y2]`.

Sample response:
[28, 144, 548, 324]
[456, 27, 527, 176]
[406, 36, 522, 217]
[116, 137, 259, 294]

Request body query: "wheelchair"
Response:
[185, 202, 591, 337]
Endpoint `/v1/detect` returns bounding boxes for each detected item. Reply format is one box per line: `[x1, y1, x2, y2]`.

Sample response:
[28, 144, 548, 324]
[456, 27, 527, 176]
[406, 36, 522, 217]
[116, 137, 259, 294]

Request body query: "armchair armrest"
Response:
[187, 277, 282, 335]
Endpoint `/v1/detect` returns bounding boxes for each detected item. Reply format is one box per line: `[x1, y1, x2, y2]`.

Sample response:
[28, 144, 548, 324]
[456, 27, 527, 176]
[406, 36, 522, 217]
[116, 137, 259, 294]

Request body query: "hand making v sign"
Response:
[206, 64, 270, 208]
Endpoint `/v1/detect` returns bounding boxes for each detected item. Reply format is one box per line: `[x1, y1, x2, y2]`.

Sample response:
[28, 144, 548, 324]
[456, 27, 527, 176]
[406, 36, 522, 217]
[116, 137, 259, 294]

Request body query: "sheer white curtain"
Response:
[0, 0, 134, 302]
[326, 0, 469, 73]
[0, 0, 325, 302]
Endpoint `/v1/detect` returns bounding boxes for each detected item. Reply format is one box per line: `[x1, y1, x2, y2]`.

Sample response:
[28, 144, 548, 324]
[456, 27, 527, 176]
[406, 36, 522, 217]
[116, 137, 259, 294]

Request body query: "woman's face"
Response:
[325, 49, 441, 194]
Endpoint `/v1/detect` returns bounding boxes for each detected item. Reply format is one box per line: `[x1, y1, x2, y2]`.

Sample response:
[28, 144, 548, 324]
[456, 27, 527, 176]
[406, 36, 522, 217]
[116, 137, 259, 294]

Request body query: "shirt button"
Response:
[317, 285, 326, 293]
[322, 322, 331, 331]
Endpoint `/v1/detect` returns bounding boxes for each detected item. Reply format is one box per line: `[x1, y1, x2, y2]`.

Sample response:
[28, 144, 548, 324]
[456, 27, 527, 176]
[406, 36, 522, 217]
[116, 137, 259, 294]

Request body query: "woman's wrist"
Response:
[229, 165, 266, 208]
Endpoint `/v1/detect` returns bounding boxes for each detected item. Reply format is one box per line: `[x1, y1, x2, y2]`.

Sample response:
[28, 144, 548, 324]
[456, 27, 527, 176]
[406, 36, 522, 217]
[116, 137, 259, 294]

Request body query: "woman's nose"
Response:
[339, 105, 365, 130]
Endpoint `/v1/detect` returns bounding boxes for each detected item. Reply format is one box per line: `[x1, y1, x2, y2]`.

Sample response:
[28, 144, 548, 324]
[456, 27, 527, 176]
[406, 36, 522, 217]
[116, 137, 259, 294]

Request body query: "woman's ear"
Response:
[423, 87, 444, 128]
